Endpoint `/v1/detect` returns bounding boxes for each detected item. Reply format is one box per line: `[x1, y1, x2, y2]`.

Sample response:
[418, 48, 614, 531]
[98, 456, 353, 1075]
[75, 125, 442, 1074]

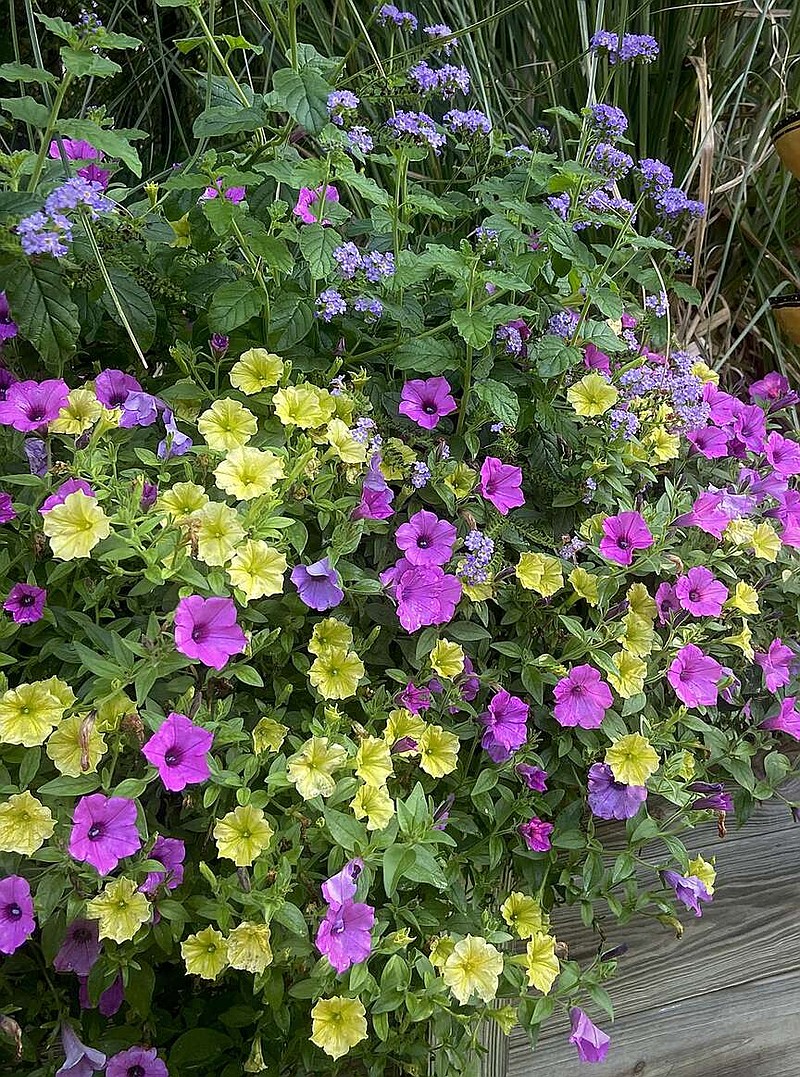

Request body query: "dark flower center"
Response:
[87, 823, 104, 841]
[616, 537, 630, 549]
[191, 625, 207, 643]
[18, 593, 35, 607]
[688, 590, 699, 602]
[571, 684, 583, 696]
[416, 537, 430, 548]
[422, 402, 438, 415]
[330, 912, 346, 936]
[6, 903, 21, 920]
[128, 1067, 146, 1077]
[73, 928, 91, 943]
[164, 748, 183, 767]
[27, 408, 46, 422]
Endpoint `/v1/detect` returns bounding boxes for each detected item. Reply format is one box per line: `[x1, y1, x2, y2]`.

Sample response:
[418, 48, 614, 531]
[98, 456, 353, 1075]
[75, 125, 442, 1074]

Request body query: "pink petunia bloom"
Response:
[396, 681, 433, 713]
[352, 453, 394, 520]
[761, 696, 800, 739]
[583, 343, 611, 375]
[200, 178, 247, 204]
[598, 510, 653, 566]
[106, 1046, 167, 1077]
[674, 566, 728, 617]
[142, 712, 213, 792]
[655, 581, 680, 624]
[480, 689, 528, 762]
[69, 795, 141, 875]
[672, 490, 732, 539]
[685, 426, 730, 459]
[731, 401, 766, 452]
[140, 836, 186, 894]
[479, 456, 524, 515]
[703, 383, 738, 427]
[0, 875, 36, 954]
[0, 492, 15, 524]
[293, 184, 339, 224]
[750, 371, 790, 402]
[0, 379, 70, 431]
[49, 139, 102, 161]
[755, 638, 794, 692]
[316, 859, 373, 973]
[381, 558, 461, 632]
[395, 509, 456, 566]
[553, 664, 613, 728]
[518, 816, 553, 852]
[516, 763, 548, 791]
[667, 644, 721, 707]
[3, 583, 46, 624]
[569, 1008, 610, 1064]
[398, 376, 457, 430]
[174, 595, 247, 670]
[94, 369, 142, 409]
[764, 431, 800, 477]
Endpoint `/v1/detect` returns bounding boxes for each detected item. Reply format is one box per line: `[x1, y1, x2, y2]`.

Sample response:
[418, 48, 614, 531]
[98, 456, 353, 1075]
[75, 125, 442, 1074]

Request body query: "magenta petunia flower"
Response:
[479, 456, 524, 515]
[53, 919, 101, 976]
[0, 492, 15, 524]
[381, 558, 461, 632]
[761, 697, 800, 739]
[553, 665, 613, 728]
[672, 490, 733, 539]
[598, 510, 653, 565]
[142, 712, 213, 792]
[750, 371, 791, 402]
[655, 581, 680, 624]
[587, 762, 646, 820]
[667, 644, 721, 707]
[398, 376, 457, 430]
[395, 509, 457, 566]
[765, 431, 800, 477]
[685, 426, 730, 459]
[68, 794, 141, 875]
[755, 638, 794, 692]
[94, 369, 142, 409]
[40, 478, 96, 514]
[460, 657, 480, 701]
[293, 184, 340, 225]
[56, 1024, 106, 1077]
[518, 816, 553, 852]
[396, 681, 433, 713]
[174, 595, 247, 670]
[3, 582, 46, 623]
[480, 689, 528, 762]
[352, 454, 394, 520]
[80, 972, 124, 1016]
[0, 875, 35, 954]
[106, 1046, 168, 1077]
[49, 138, 102, 161]
[703, 383, 738, 427]
[568, 1008, 610, 1064]
[583, 343, 611, 375]
[674, 566, 728, 617]
[0, 379, 69, 431]
[322, 859, 364, 905]
[516, 764, 548, 791]
[731, 401, 766, 452]
[662, 870, 711, 917]
[291, 557, 344, 611]
[140, 836, 186, 894]
[316, 900, 375, 973]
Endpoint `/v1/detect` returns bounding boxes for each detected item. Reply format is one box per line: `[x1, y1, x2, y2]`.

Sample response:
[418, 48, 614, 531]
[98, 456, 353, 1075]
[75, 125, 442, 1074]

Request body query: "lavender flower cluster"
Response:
[590, 31, 660, 64]
[385, 111, 447, 154]
[377, 4, 417, 30]
[17, 177, 114, 257]
[315, 289, 383, 323]
[409, 61, 471, 98]
[459, 529, 495, 585]
[333, 243, 396, 283]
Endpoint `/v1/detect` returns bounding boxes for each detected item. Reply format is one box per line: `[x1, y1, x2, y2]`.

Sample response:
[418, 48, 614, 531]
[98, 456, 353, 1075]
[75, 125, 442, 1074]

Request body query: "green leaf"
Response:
[451, 309, 493, 349]
[0, 255, 79, 366]
[168, 1030, 232, 1071]
[272, 901, 308, 937]
[38, 775, 100, 797]
[101, 267, 156, 353]
[272, 67, 331, 134]
[208, 280, 263, 332]
[534, 338, 581, 379]
[35, 14, 76, 42]
[382, 845, 415, 896]
[60, 48, 121, 79]
[59, 119, 144, 176]
[0, 96, 51, 126]
[0, 62, 56, 85]
[126, 962, 155, 1018]
[96, 30, 142, 49]
[298, 223, 340, 279]
[393, 336, 458, 374]
[474, 379, 520, 425]
[323, 807, 366, 852]
[192, 104, 265, 138]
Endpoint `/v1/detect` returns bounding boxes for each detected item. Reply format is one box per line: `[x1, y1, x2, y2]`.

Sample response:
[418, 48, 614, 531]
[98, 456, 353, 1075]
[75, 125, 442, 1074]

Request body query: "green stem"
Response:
[393, 153, 408, 263]
[231, 218, 271, 330]
[27, 74, 73, 192]
[194, 9, 255, 112]
[287, 0, 299, 71]
[456, 260, 479, 435]
[82, 217, 149, 370]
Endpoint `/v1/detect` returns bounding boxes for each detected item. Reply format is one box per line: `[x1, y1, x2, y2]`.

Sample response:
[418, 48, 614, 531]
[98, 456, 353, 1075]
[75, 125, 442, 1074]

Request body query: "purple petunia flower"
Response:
[119, 391, 162, 428]
[553, 665, 613, 728]
[395, 509, 457, 567]
[691, 790, 733, 811]
[24, 437, 48, 477]
[173, 595, 247, 671]
[397, 682, 433, 713]
[55, 1024, 106, 1077]
[79, 972, 124, 1016]
[0, 875, 36, 954]
[158, 409, 193, 460]
[672, 490, 733, 539]
[291, 557, 344, 611]
[142, 712, 213, 792]
[3, 582, 46, 624]
[668, 644, 721, 707]
[141, 481, 158, 510]
[316, 859, 373, 973]
[480, 689, 529, 762]
[49, 138, 102, 161]
[568, 1008, 611, 1064]
[518, 817, 553, 852]
[53, 919, 101, 976]
[674, 566, 728, 618]
[587, 762, 647, 820]
[761, 696, 800, 740]
[765, 432, 800, 477]
[479, 456, 524, 515]
[106, 1046, 168, 1077]
[381, 558, 462, 632]
[69, 795, 141, 875]
[599, 510, 653, 565]
[94, 369, 142, 409]
[0, 492, 15, 524]
[686, 426, 730, 459]
[662, 870, 712, 917]
[140, 836, 186, 894]
[0, 294, 18, 343]
[755, 638, 794, 692]
[322, 859, 363, 905]
[293, 185, 339, 225]
[655, 581, 680, 624]
[460, 656, 481, 701]
[731, 402, 766, 453]
[40, 478, 96, 514]
[584, 343, 612, 376]
[399, 377, 457, 430]
[353, 454, 394, 520]
[0, 379, 69, 431]
[516, 764, 548, 791]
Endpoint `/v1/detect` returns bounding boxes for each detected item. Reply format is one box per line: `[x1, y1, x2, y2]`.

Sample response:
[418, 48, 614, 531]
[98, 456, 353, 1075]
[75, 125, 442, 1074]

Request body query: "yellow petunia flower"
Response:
[227, 921, 273, 973]
[252, 716, 288, 754]
[687, 854, 716, 895]
[380, 439, 417, 481]
[726, 581, 760, 616]
[751, 521, 781, 562]
[724, 518, 756, 546]
[42, 491, 111, 560]
[273, 385, 328, 429]
[326, 418, 367, 464]
[607, 650, 647, 699]
[0, 681, 65, 746]
[287, 736, 348, 800]
[354, 736, 393, 787]
[50, 388, 103, 435]
[46, 713, 106, 776]
[213, 804, 273, 866]
[418, 725, 459, 777]
[500, 892, 546, 940]
[351, 783, 395, 830]
[227, 540, 286, 601]
[0, 791, 55, 854]
[516, 553, 564, 597]
[442, 935, 504, 1004]
[310, 997, 367, 1060]
[198, 398, 258, 451]
[646, 426, 680, 463]
[605, 733, 659, 786]
[724, 619, 754, 660]
[523, 932, 559, 994]
[41, 676, 75, 711]
[567, 372, 619, 417]
[87, 877, 150, 943]
[181, 925, 229, 979]
[627, 582, 657, 622]
[158, 482, 209, 521]
[621, 612, 654, 657]
[214, 446, 285, 501]
[691, 360, 719, 385]
[384, 708, 425, 750]
[429, 639, 464, 680]
[309, 618, 353, 656]
[444, 461, 476, 500]
[568, 566, 600, 606]
[230, 349, 284, 395]
[309, 648, 364, 700]
[429, 936, 456, 968]
[196, 501, 245, 566]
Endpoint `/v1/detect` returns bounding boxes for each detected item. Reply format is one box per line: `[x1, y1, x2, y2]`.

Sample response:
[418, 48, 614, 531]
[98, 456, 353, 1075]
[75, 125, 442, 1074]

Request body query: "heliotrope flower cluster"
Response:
[17, 177, 114, 256]
[590, 30, 660, 63]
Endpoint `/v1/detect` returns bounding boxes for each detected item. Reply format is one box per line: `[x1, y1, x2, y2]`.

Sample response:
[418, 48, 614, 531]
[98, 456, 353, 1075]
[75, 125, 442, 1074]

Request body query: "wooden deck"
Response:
[497, 791, 800, 1076]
